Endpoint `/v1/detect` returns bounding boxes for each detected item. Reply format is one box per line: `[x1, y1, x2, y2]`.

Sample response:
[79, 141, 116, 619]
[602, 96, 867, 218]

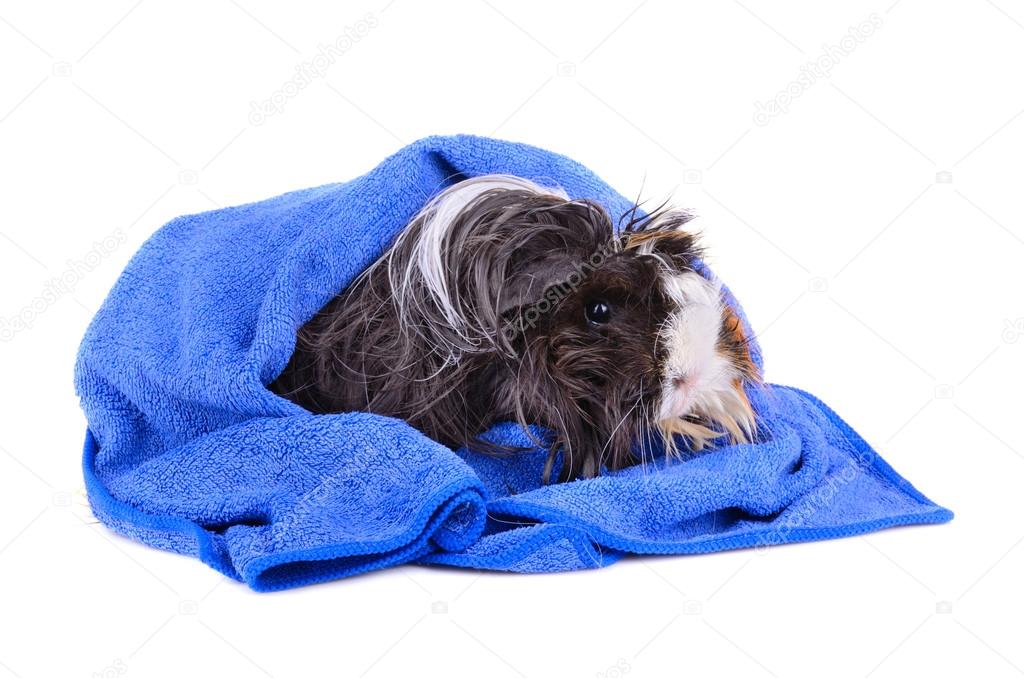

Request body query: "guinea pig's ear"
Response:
[496, 253, 584, 317]
[622, 207, 702, 265]
[492, 199, 613, 317]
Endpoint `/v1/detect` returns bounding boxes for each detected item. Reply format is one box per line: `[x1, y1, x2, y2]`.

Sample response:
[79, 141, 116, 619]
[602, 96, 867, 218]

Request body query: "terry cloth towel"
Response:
[75, 135, 952, 591]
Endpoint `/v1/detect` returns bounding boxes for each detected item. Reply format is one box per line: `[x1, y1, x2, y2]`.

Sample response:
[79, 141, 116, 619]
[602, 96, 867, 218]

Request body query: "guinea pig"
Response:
[270, 175, 760, 482]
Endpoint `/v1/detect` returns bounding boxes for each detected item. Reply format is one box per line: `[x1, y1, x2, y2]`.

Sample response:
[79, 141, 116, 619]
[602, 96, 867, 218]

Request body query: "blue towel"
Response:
[75, 134, 952, 591]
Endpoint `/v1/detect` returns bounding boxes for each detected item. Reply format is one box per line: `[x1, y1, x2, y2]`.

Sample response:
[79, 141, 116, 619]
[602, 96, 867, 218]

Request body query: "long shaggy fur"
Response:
[271, 175, 759, 482]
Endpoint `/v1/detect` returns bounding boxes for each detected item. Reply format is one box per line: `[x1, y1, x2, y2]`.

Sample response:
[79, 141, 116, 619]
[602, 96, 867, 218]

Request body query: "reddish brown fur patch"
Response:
[718, 303, 760, 383]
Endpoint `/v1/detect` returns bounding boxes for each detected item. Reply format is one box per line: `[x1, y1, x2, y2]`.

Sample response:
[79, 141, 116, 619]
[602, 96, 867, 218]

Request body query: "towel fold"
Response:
[76, 134, 951, 591]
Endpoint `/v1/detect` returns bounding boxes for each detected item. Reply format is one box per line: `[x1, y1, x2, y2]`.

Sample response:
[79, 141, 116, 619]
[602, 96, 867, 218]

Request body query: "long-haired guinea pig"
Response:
[270, 175, 760, 482]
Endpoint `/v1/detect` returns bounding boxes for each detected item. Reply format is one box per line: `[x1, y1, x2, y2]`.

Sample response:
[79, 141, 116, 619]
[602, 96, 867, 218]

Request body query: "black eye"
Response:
[584, 299, 611, 326]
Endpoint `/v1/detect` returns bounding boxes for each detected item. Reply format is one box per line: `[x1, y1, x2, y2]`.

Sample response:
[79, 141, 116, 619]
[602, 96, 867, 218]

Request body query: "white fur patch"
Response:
[657, 270, 753, 446]
[387, 175, 567, 340]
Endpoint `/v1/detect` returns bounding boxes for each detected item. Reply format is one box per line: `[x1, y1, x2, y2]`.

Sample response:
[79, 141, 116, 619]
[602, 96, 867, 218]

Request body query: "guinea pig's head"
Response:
[498, 198, 759, 481]
[388, 175, 760, 482]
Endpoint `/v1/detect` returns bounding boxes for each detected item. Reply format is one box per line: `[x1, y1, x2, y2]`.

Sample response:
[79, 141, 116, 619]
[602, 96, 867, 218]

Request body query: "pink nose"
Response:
[668, 376, 693, 418]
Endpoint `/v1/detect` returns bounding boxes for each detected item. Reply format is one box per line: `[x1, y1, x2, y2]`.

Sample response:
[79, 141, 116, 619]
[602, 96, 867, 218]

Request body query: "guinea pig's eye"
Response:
[584, 298, 612, 326]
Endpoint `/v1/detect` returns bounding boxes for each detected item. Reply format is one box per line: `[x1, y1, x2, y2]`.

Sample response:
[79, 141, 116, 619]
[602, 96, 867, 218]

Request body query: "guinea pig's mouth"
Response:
[655, 379, 756, 456]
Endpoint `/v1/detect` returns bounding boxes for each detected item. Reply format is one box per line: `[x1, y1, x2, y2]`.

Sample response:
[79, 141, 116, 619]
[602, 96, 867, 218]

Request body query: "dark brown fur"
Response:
[271, 186, 740, 482]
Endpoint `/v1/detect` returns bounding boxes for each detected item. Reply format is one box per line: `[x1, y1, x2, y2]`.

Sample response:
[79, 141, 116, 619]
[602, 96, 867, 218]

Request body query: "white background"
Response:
[1, 1, 1022, 676]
